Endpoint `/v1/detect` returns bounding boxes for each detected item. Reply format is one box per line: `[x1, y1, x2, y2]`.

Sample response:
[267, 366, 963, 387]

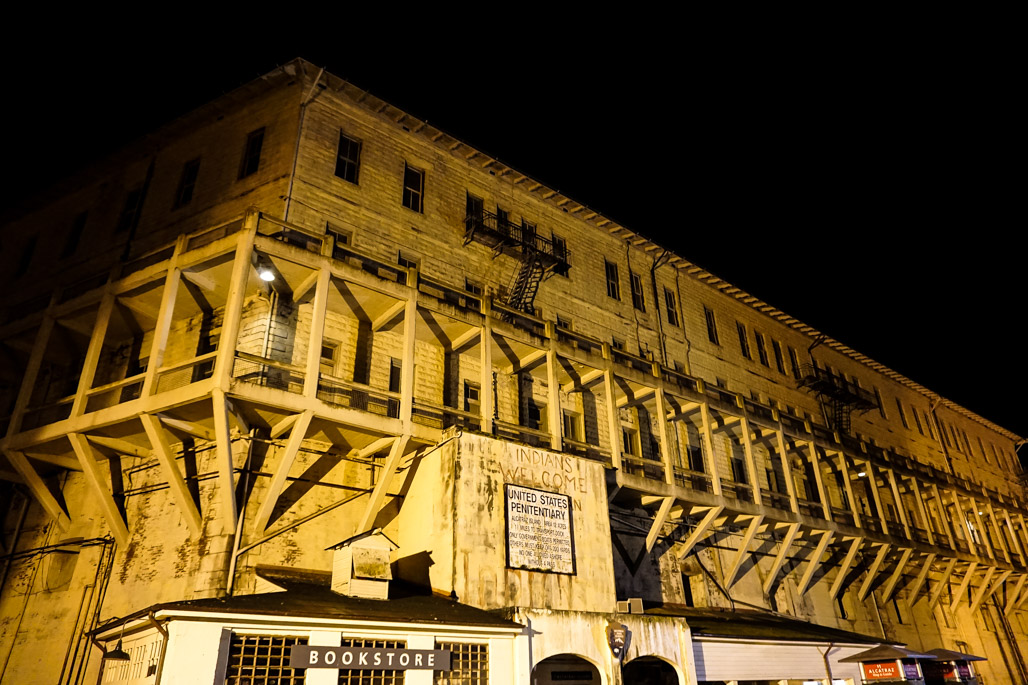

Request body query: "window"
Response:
[873, 387, 887, 419]
[320, 341, 338, 375]
[979, 436, 990, 464]
[465, 193, 484, 226]
[335, 131, 362, 183]
[622, 427, 639, 456]
[787, 346, 801, 379]
[895, 398, 909, 429]
[464, 381, 480, 414]
[604, 260, 621, 300]
[912, 409, 924, 435]
[388, 358, 402, 418]
[224, 634, 307, 685]
[340, 638, 406, 684]
[239, 127, 265, 179]
[464, 279, 482, 296]
[436, 642, 488, 685]
[629, 271, 645, 311]
[327, 224, 352, 247]
[402, 163, 425, 212]
[174, 158, 201, 208]
[611, 337, 625, 351]
[754, 330, 769, 366]
[398, 251, 420, 271]
[562, 411, 581, 442]
[115, 187, 144, 234]
[736, 322, 751, 359]
[771, 340, 786, 374]
[61, 212, 88, 259]
[703, 306, 719, 345]
[552, 233, 568, 272]
[525, 399, 543, 430]
[521, 219, 536, 248]
[556, 314, 572, 331]
[495, 206, 509, 228]
[924, 410, 936, 439]
[663, 287, 680, 326]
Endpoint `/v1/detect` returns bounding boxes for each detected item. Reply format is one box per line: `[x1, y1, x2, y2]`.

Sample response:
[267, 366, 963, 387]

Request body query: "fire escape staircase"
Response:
[796, 363, 878, 434]
[463, 210, 571, 313]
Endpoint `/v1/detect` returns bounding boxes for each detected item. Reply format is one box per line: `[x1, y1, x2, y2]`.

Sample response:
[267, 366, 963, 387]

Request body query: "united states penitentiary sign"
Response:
[505, 483, 576, 574]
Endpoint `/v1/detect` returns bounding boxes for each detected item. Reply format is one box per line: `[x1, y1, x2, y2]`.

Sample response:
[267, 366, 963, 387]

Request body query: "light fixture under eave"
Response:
[857, 471, 867, 477]
[103, 639, 131, 662]
[259, 267, 275, 282]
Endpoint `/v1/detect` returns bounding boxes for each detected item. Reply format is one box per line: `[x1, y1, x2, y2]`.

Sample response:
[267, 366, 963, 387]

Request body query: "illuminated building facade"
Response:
[0, 59, 1025, 684]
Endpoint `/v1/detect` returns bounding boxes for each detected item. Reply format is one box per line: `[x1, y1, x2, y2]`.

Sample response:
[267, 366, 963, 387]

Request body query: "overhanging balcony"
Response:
[463, 211, 571, 276]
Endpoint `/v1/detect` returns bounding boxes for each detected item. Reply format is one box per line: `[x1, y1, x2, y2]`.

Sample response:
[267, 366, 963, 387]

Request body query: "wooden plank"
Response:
[950, 562, 979, 612]
[676, 506, 724, 559]
[797, 531, 834, 596]
[2, 449, 69, 528]
[212, 388, 238, 529]
[880, 548, 913, 603]
[724, 515, 764, 588]
[829, 537, 864, 600]
[252, 411, 314, 531]
[140, 413, 203, 535]
[763, 523, 801, 594]
[67, 434, 129, 546]
[857, 543, 891, 601]
[644, 497, 675, 553]
[356, 435, 411, 533]
[928, 558, 958, 611]
[904, 553, 936, 608]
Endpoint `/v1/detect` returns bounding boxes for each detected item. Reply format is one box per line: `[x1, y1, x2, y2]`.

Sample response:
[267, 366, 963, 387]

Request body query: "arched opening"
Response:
[533, 653, 603, 684]
[623, 655, 680, 685]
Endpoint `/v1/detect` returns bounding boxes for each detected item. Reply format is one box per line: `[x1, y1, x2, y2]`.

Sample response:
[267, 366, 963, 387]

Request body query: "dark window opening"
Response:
[335, 131, 362, 183]
[704, 306, 719, 345]
[402, 163, 425, 212]
[239, 127, 265, 179]
[754, 330, 769, 366]
[174, 158, 201, 208]
[604, 260, 620, 300]
[772, 339, 786, 374]
[630, 271, 645, 311]
[14, 235, 38, 278]
[736, 322, 751, 359]
[115, 187, 144, 234]
[61, 212, 88, 259]
[664, 287, 679, 326]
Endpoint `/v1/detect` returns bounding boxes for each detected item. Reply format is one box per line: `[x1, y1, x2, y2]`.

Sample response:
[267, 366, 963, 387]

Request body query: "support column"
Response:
[67, 433, 129, 546]
[303, 269, 331, 399]
[399, 275, 418, 431]
[544, 323, 562, 451]
[905, 552, 936, 608]
[213, 227, 257, 388]
[480, 300, 493, 434]
[885, 467, 910, 539]
[804, 440, 831, 520]
[698, 398, 721, 496]
[864, 462, 890, 536]
[71, 290, 115, 417]
[773, 423, 798, 514]
[2, 449, 69, 527]
[140, 413, 203, 535]
[141, 266, 181, 397]
[910, 478, 935, 545]
[212, 387, 238, 529]
[601, 343, 622, 470]
[252, 411, 314, 532]
[932, 484, 956, 550]
[968, 497, 995, 561]
[5, 314, 55, 437]
[652, 365, 675, 486]
[835, 450, 862, 530]
[739, 416, 761, 506]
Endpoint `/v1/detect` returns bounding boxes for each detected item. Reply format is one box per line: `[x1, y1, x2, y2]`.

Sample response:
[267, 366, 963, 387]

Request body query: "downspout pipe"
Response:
[928, 397, 956, 476]
[282, 65, 324, 222]
[648, 250, 671, 365]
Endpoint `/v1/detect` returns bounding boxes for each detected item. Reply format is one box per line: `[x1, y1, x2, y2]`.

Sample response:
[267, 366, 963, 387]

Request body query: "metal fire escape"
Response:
[796, 362, 878, 434]
[463, 209, 571, 313]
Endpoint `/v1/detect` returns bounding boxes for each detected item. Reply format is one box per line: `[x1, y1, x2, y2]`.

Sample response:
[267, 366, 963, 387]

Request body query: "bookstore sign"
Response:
[290, 646, 450, 670]
[505, 484, 576, 574]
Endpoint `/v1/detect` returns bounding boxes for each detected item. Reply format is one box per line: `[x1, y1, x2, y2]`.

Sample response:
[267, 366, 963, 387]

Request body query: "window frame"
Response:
[703, 306, 720, 345]
[173, 157, 201, 209]
[629, 271, 645, 311]
[736, 321, 752, 359]
[604, 259, 621, 300]
[402, 162, 425, 212]
[335, 130, 362, 184]
[663, 287, 679, 326]
[238, 127, 265, 179]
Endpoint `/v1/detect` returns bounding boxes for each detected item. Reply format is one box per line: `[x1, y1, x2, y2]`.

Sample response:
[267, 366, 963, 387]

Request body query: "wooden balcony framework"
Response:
[2, 210, 1028, 614]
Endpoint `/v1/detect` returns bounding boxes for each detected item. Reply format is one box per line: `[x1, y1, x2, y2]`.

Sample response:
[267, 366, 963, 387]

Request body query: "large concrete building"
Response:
[0, 58, 1024, 684]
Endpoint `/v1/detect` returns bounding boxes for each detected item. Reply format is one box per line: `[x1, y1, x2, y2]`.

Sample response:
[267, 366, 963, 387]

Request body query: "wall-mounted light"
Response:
[857, 471, 867, 477]
[102, 624, 130, 662]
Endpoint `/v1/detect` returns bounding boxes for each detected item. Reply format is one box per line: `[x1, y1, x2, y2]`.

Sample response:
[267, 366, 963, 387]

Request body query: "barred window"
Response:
[436, 642, 488, 684]
[336, 131, 362, 183]
[339, 638, 405, 685]
[225, 634, 307, 685]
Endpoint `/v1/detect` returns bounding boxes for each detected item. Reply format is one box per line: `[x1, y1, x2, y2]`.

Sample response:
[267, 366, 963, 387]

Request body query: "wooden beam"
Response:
[602, 344, 622, 470]
[2, 449, 69, 528]
[927, 558, 958, 611]
[399, 290, 417, 431]
[269, 414, 299, 440]
[969, 566, 997, 614]
[372, 299, 407, 332]
[880, 548, 913, 603]
[70, 291, 115, 418]
[644, 497, 675, 553]
[545, 324, 562, 451]
[291, 270, 319, 303]
[724, 515, 764, 588]
[699, 402, 722, 497]
[22, 452, 81, 471]
[140, 413, 203, 535]
[857, 543, 892, 601]
[950, 562, 979, 612]
[303, 269, 331, 399]
[479, 300, 493, 434]
[140, 267, 181, 397]
[905, 553, 936, 608]
[562, 368, 604, 393]
[448, 327, 480, 353]
[68, 434, 129, 547]
[676, 506, 724, 559]
[763, 523, 801, 594]
[1005, 574, 1028, 614]
[212, 388, 238, 530]
[351, 436, 397, 460]
[910, 478, 935, 546]
[797, 531, 834, 596]
[253, 411, 314, 532]
[213, 229, 256, 386]
[829, 537, 864, 600]
[158, 415, 214, 442]
[979, 569, 1011, 613]
[739, 418, 761, 506]
[356, 435, 411, 533]
[504, 348, 546, 375]
[85, 435, 150, 459]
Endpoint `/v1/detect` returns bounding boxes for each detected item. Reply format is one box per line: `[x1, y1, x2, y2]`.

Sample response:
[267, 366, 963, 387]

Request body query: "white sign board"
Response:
[505, 484, 576, 574]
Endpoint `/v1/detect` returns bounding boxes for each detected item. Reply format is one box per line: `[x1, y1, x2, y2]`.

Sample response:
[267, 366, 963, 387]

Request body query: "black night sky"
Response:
[3, 27, 1024, 441]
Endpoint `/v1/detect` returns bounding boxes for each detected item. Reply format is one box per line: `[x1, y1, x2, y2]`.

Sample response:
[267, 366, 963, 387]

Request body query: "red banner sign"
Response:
[861, 660, 901, 680]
